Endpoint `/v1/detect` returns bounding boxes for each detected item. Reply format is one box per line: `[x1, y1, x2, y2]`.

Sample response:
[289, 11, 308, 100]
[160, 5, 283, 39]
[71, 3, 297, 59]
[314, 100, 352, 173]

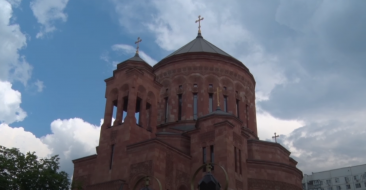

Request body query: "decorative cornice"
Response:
[72, 154, 97, 164]
[195, 112, 243, 128]
[213, 120, 235, 128]
[126, 138, 191, 159]
[156, 132, 191, 140]
[289, 157, 298, 165]
[247, 139, 291, 155]
[241, 127, 258, 140]
[153, 52, 256, 85]
[247, 159, 303, 177]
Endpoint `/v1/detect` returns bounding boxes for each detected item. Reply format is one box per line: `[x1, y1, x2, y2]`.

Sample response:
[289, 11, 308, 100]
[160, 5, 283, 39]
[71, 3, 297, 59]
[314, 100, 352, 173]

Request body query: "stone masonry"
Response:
[72, 33, 303, 190]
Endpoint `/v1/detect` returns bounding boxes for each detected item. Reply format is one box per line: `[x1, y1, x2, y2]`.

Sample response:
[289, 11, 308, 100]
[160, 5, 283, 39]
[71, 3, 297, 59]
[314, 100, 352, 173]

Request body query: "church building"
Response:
[72, 17, 303, 190]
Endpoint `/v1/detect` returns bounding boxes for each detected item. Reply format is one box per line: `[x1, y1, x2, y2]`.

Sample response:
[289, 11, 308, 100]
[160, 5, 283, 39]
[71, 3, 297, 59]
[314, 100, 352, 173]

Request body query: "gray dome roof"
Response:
[163, 33, 233, 59]
[127, 53, 147, 62]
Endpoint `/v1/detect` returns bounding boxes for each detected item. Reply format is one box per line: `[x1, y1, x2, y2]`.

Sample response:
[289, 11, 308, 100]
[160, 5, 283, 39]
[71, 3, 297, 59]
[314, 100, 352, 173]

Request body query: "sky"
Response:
[1, 0, 366, 178]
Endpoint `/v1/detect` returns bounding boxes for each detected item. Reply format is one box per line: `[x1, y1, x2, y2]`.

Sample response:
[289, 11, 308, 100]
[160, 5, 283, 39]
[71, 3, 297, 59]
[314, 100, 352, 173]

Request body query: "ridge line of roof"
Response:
[187, 38, 198, 52]
[204, 39, 231, 57]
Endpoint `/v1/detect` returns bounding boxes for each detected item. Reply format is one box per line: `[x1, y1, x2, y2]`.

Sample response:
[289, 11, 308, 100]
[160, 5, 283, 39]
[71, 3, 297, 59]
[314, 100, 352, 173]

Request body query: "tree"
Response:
[0, 145, 70, 190]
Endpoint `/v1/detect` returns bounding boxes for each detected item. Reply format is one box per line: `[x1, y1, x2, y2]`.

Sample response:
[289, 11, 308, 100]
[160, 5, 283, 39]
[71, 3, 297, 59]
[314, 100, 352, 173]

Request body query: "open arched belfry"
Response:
[72, 19, 303, 190]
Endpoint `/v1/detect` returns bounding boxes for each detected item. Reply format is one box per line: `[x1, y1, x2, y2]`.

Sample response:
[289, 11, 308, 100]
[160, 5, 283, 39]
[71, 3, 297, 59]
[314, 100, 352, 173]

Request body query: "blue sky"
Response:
[1, 0, 366, 178]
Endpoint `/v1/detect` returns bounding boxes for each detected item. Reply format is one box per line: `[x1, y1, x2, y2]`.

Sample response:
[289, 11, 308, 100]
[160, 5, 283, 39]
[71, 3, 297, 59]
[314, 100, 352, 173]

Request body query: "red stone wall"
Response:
[153, 53, 257, 135]
[72, 52, 303, 190]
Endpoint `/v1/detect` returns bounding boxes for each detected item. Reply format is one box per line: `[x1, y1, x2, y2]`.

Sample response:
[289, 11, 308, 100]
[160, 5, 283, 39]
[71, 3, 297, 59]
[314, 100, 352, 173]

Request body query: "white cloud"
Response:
[0, 123, 51, 158]
[34, 79, 44, 92]
[0, 118, 101, 177]
[111, 44, 158, 66]
[256, 107, 304, 141]
[111, 0, 287, 100]
[0, 0, 32, 85]
[41, 118, 100, 175]
[6, 0, 21, 7]
[30, 0, 69, 38]
[0, 80, 27, 124]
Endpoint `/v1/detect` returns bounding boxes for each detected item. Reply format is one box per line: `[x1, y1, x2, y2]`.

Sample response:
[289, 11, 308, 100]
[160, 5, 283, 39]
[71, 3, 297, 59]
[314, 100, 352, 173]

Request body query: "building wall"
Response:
[302, 164, 366, 190]
[72, 52, 303, 190]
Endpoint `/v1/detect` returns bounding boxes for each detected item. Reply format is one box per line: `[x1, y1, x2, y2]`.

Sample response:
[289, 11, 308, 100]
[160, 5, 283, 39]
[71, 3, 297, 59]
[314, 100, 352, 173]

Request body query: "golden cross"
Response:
[135, 37, 142, 54]
[215, 87, 222, 107]
[272, 132, 280, 143]
[195, 15, 204, 33]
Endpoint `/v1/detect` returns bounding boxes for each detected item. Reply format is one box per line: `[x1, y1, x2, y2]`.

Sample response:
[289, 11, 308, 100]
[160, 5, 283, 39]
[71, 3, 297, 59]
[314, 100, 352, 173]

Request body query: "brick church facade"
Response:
[72, 31, 303, 190]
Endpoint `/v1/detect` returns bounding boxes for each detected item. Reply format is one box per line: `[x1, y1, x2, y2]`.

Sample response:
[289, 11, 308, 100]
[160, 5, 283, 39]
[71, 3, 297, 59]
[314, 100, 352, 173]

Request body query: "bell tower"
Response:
[90, 39, 161, 185]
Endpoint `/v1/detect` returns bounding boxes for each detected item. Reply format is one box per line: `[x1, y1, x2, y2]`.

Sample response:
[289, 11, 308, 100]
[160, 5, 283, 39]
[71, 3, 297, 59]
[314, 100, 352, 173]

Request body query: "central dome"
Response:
[163, 33, 234, 59]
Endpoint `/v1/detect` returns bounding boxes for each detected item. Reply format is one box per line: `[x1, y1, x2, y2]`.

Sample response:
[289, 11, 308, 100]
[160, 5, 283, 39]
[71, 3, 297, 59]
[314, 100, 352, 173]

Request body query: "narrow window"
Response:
[202, 147, 207, 172]
[209, 94, 213, 112]
[194, 84, 197, 88]
[246, 104, 249, 127]
[236, 100, 240, 118]
[356, 183, 361, 188]
[239, 149, 242, 174]
[234, 147, 237, 172]
[224, 96, 228, 112]
[178, 94, 182, 121]
[193, 93, 198, 120]
[146, 103, 151, 129]
[164, 97, 169, 123]
[109, 144, 115, 170]
[122, 97, 128, 123]
[210, 145, 214, 171]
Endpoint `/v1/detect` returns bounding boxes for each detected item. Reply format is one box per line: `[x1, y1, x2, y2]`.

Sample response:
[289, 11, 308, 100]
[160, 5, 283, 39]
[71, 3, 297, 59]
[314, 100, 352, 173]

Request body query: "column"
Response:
[126, 87, 137, 124]
[103, 98, 114, 128]
[140, 99, 147, 129]
[113, 93, 124, 126]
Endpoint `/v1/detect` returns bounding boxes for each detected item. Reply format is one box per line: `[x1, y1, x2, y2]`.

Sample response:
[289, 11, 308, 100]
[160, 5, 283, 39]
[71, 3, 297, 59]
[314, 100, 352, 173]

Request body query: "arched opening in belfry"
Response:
[122, 96, 128, 123]
[113, 100, 118, 123]
[135, 97, 142, 125]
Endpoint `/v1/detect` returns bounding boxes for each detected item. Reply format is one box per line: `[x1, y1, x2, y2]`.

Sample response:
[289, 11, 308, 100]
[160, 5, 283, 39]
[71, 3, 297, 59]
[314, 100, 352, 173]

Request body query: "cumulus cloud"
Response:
[110, 0, 366, 174]
[111, 44, 158, 66]
[0, 118, 101, 177]
[0, 0, 32, 85]
[41, 118, 100, 176]
[0, 81, 27, 124]
[281, 120, 366, 174]
[0, 123, 51, 158]
[256, 108, 304, 141]
[30, 0, 69, 38]
[111, 0, 286, 101]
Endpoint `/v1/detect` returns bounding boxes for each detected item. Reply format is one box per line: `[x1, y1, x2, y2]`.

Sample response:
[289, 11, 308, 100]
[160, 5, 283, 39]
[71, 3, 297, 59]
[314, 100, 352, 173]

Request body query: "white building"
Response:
[302, 164, 366, 190]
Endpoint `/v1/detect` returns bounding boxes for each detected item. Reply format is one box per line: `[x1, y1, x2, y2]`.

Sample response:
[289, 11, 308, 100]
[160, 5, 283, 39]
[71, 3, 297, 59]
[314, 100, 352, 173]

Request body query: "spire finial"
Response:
[135, 37, 142, 54]
[195, 15, 204, 34]
[272, 132, 280, 143]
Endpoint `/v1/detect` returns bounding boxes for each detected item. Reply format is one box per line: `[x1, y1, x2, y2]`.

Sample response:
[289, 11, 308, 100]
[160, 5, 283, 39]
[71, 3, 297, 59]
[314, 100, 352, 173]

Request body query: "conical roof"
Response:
[163, 33, 233, 59]
[128, 53, 147, 62]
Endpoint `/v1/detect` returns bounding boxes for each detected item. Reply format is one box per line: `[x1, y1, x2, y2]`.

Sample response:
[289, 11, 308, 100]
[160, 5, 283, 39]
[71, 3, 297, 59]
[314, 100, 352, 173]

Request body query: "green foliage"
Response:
[0, 145, 70, 190]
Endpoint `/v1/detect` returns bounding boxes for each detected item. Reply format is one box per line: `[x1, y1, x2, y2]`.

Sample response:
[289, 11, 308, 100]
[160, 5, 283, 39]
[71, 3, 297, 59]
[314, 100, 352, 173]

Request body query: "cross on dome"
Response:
[215, 87, 222, 107]
[195, 15, 204, 34]
[135, 37, 142, 54]
[272, 132, 280, 143]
